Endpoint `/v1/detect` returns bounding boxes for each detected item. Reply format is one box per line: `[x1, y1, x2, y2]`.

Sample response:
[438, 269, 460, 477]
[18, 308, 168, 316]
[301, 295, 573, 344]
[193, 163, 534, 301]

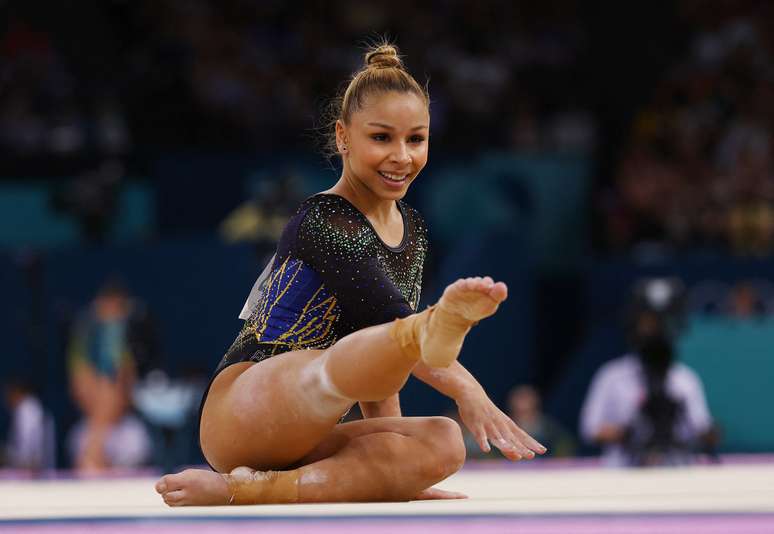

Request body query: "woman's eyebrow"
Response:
[366, 122, 428, 131]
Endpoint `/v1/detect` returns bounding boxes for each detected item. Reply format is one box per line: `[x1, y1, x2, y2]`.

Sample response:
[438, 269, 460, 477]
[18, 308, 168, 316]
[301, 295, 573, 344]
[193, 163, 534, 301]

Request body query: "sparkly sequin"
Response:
[214, 194, 428, 375]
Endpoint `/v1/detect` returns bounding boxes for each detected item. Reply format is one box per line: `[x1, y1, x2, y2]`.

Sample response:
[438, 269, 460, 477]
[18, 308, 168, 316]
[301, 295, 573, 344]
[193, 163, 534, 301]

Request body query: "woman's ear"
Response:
[335, 120, 348, 154]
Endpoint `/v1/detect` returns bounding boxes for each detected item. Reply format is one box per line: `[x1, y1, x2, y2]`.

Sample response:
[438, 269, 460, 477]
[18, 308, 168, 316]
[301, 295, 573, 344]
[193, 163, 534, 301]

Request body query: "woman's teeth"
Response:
[379, 171, 407, 182]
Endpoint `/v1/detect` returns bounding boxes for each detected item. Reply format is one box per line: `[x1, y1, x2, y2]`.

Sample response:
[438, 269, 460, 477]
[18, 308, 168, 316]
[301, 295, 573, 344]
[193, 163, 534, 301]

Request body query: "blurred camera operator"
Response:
[580, 278, 717, 467]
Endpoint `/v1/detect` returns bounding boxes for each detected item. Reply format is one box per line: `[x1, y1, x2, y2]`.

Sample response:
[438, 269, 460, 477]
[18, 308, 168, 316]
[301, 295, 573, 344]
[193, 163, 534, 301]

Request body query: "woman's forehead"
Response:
[352, 91, 429, 126]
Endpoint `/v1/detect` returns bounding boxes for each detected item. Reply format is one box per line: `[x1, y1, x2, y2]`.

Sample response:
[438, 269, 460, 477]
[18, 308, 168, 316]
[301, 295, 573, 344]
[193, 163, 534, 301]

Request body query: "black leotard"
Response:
[214, 193, 428, 376]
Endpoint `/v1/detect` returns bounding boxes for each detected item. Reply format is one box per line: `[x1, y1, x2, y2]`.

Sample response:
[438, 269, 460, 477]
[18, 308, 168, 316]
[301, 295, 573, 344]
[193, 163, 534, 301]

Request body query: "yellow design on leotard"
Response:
[248, 256, 340, 351]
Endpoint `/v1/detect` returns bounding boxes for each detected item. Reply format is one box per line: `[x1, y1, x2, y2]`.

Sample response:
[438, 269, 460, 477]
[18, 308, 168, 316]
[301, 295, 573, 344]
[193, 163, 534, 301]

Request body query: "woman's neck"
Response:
[325, 174, 397, 225]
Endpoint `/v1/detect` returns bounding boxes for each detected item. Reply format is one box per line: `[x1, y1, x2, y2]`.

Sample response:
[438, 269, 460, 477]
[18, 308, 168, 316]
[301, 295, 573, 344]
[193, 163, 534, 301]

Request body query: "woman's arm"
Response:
[359, 394, 401, 418]
[412, 361, 546, 460]
[411, 360, 480, 400]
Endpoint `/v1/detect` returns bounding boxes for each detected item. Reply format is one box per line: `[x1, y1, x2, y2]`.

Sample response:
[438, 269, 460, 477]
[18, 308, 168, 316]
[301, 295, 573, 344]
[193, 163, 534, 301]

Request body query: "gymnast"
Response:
[155, 43, 546, 506]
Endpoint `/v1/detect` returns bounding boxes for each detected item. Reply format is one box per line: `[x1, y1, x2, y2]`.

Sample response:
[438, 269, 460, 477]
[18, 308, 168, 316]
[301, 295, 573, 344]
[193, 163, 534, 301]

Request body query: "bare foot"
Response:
[438, 276, 507, 322]
[421, 276, 507, 367]
[155, 468, 231, 506]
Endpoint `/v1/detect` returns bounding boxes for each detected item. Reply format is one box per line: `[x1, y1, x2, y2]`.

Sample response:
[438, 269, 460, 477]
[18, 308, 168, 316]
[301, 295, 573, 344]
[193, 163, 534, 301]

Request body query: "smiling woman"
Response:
[154, 42, 545, 507]
[336, 89, 428, 200]
[331, 45, 430, 205]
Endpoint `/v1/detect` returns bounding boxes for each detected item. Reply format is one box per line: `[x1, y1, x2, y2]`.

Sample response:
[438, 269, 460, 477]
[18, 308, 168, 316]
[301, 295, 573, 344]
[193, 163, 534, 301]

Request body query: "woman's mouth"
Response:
[378, 171, 409, 187]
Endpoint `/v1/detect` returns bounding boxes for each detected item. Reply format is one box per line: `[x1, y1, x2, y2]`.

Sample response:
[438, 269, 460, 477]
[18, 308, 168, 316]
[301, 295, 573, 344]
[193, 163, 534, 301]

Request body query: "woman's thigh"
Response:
[199, 349, 354, 472]
[70, 364, 129, 423]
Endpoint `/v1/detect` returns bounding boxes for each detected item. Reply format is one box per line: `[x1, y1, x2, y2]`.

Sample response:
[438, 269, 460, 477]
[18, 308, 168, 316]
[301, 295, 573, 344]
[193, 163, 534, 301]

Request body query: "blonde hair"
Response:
[323, 42, 429, 157]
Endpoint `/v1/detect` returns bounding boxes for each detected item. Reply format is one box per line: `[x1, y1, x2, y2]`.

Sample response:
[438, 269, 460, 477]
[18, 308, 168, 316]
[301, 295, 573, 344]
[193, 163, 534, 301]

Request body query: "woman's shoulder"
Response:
[399, 200, 428, 239]
[399, 200, 424, 222]
[291, 194, 371, 253]
[284, 194, 353, 230]
[298, 193, 361, 220]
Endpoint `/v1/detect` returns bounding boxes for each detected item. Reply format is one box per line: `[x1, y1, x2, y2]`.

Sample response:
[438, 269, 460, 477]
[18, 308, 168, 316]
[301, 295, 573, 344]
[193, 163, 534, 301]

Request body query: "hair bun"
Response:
[365, 45, 403, 70]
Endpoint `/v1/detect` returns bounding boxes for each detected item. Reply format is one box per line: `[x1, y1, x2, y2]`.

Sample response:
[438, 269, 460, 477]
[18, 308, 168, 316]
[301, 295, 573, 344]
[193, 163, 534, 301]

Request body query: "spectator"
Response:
[599, 3, 774, 255]
[580, 278, 716, 467]
[507, 385, 576, 458]
[1, 376, 56, 472]
[66, 278, 157, 472]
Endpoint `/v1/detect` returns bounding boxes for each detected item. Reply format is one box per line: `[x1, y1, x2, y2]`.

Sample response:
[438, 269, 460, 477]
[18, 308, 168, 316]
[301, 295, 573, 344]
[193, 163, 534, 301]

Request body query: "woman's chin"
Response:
[376, 178, 412, 198]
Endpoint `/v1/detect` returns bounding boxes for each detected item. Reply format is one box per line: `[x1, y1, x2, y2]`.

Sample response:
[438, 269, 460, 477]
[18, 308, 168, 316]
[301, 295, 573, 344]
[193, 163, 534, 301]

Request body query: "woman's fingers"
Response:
[501, 427, 535, 459]
[474, 426, 491, 453]
[496, 434, 529, 461]
[476, 426, 543, 461]
[509, 420, 547, 454]
[492, 439, 522, 461]
[490, 416, 545, 460]
[486, 425, 524, 461]
[460, 394, 547, 460]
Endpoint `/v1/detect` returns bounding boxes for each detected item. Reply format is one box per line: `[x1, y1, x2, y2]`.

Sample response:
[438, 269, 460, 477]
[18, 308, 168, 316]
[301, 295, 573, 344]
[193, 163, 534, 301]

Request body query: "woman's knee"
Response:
[418, 417, 466, 479]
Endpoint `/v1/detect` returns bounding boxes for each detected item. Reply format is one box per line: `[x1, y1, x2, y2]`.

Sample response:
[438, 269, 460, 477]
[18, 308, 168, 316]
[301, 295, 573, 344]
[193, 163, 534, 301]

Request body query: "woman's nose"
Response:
[391, 142, 411, 164]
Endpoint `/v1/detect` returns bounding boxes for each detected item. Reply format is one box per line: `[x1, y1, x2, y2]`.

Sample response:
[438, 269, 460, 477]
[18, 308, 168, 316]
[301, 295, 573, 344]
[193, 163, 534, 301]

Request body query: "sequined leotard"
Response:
[214, 193, 428, 377]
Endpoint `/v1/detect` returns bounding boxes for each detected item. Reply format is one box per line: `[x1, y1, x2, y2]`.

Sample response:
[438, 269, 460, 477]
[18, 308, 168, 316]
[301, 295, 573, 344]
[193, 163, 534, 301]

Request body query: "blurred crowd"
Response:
[600, 2, 774, 255]
[0, 0, 594, 155]
[5, 1, 774, 257]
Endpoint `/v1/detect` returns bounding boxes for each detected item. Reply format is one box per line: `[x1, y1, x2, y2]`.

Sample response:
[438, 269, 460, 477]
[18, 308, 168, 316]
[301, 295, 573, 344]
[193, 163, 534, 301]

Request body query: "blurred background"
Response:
[1, 0, 772, 475]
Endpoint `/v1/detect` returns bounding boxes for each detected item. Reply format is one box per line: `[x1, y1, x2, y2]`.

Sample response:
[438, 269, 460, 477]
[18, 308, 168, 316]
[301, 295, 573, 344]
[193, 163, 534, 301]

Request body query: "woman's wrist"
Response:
[412, 360, 484, 403]
[453, 382, 486, 405]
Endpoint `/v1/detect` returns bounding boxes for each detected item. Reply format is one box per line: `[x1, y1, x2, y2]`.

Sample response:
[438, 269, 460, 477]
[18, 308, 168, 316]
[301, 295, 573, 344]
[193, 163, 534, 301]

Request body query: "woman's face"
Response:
[337, 91, 429, 201]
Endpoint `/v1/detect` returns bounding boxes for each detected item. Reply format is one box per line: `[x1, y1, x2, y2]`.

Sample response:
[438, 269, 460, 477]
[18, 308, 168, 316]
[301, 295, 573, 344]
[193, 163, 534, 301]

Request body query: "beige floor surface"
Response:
[0, 463, 772, 521]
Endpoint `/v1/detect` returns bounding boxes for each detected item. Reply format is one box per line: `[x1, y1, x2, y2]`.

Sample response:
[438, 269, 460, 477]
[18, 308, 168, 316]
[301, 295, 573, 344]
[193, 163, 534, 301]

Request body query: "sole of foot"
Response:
[421, 276, 507, 367]
[439, 276, 507, 321]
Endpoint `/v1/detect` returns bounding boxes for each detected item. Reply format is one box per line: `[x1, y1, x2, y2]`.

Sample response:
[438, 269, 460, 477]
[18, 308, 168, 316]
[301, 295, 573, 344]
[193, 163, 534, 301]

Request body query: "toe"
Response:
[157, 472, 187, 493]
[489, 282, 508, 302]
[163, 489, 186, 506]
[155, 476, 168, 494]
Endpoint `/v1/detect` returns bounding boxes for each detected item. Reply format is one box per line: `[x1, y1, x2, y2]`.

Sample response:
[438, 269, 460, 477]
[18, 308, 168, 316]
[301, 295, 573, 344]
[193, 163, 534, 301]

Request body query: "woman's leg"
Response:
[158, 416, 467, 505]
[162, 277, 506, 504]
[70, 366, 131, 472]
[201, 277, 505, 472]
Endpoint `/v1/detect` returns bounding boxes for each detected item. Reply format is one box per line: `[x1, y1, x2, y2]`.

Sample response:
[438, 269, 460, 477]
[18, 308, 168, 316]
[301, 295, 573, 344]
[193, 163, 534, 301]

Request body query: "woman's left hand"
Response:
[455, 386, 547, 461]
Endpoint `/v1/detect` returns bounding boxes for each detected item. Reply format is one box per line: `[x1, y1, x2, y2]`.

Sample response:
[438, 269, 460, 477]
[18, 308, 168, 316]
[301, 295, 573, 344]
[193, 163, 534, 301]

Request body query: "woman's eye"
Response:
[409, 135, 426, 143]
[372, 134, 388, 141]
